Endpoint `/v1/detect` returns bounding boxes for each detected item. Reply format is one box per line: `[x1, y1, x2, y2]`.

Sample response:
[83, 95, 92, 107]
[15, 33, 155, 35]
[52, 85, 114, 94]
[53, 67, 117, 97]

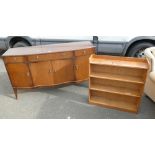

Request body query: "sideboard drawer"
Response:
[4, 56, 26, 63]
[75, 48, 95, 57]
[28, 54, 51, 62]
[50, 51, 73, 60]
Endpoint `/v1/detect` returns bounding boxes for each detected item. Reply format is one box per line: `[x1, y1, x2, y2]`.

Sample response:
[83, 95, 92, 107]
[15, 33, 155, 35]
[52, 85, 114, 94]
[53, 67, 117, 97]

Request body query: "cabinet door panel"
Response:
[6, 63, 32, 88]
[75, 55, 90, 81]
[52, 59, 74, 84]
[30, 61, 53, 86]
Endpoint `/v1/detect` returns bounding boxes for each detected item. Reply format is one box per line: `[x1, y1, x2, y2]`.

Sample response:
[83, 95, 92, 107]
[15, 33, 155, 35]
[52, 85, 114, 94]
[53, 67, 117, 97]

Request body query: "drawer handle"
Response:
[36, 56, 39, 59]
[48, 69, 52, 73]
[14, 57, 17, 60]
[74, 65, 79, 70]
[27, 72, 30, 77]
[84, 50, 86, 54]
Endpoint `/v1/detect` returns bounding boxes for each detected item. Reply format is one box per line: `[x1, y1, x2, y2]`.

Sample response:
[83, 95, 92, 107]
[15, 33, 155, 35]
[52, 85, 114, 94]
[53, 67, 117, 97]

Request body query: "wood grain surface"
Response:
[89, 54, 149, 113]
[3, 42, 96, 99]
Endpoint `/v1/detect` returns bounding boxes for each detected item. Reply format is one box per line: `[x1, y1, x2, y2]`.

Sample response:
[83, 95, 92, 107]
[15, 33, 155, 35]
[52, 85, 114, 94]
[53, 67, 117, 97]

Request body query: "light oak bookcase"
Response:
[89, 54, 149, 113]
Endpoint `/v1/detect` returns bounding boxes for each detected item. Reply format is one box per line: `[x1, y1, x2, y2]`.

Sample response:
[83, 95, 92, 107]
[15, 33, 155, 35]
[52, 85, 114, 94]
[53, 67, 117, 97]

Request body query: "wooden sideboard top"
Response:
[3, 41, 95, 56]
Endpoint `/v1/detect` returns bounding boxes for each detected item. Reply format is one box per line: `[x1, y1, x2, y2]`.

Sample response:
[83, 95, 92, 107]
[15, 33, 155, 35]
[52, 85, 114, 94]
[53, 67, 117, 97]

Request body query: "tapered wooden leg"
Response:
[13, 88, 18, 99]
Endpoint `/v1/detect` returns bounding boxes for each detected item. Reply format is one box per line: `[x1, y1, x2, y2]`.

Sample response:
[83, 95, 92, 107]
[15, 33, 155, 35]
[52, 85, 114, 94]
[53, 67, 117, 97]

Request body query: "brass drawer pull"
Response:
[74, 65, 79, 70]
[48, 69, 52, 73]
[27, 72, 30, 77]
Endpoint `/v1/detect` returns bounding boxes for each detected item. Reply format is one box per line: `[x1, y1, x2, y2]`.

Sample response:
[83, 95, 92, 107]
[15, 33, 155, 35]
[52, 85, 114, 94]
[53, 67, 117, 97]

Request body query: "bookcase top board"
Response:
[90, 54, 149, 69]
[3, 41, 95, 56]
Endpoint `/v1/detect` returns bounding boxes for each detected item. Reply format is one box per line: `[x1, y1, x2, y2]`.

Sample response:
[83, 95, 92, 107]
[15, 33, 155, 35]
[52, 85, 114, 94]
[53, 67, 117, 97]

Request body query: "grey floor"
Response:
[0, 58, 155, 119]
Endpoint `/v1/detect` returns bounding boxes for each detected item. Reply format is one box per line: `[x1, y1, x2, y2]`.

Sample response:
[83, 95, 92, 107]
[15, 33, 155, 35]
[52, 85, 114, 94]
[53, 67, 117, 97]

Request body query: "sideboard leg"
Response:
[13, 88, 18, 99]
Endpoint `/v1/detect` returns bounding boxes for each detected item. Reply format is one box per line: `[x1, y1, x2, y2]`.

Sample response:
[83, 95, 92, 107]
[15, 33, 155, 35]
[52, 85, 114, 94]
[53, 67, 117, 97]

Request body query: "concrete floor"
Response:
[0, 58, 155, 119]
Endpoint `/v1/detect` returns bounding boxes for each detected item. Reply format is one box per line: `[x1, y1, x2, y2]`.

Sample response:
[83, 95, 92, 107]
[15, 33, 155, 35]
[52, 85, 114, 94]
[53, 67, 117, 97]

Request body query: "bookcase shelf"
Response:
[90, 96, 138, 113]
[89, 54, 149, 113]
[90, 84, 140, 97]
[90, 72, 144, 84]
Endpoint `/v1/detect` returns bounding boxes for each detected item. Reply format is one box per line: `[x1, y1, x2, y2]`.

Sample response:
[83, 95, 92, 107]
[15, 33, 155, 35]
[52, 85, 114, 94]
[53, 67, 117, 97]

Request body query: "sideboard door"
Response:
[29, 61, 54, 86]
[52, 59, 74, 84]
[74, 55, 90, 81]
[6, 63, 33, 88]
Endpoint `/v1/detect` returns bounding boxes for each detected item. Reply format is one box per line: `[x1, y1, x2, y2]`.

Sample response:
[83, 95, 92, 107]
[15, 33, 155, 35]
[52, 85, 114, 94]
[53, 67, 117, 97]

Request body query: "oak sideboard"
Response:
[2, 41, 95, 99]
